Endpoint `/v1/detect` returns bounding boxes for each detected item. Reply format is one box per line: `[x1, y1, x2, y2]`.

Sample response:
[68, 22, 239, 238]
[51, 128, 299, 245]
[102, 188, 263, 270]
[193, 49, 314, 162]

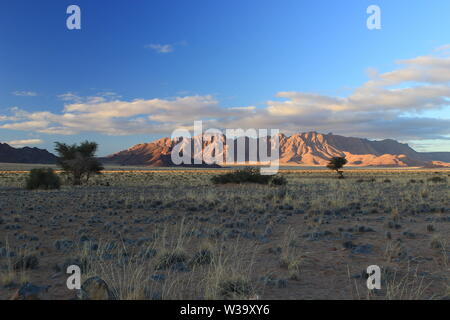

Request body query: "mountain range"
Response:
[103, 132, 450, 167]
[0, 143, 57, 164]
[1, 132, 449, 167]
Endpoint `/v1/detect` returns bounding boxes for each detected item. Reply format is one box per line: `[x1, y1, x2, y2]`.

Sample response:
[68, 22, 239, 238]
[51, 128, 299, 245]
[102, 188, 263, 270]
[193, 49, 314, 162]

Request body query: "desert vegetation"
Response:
[211, 167, 287, 186]
[327, 157, 348, 179]
[25, 168, 61, 190]
[0, 166, 449, 300]
[54, 141, 103, 185]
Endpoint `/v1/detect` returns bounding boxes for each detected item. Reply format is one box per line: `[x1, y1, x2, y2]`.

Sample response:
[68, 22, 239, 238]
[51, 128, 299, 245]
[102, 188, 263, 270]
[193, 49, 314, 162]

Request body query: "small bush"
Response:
[326, 157, 347, 179]
[26, 168, 61, 190]
[428, 176, 446, 183]
[270, 176, 287, 186]
[211, 168, 287, 186]
[211, 167, 271, 185]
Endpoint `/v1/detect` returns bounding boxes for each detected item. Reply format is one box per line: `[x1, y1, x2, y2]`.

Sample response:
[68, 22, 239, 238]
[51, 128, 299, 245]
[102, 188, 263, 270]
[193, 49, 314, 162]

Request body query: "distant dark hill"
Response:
[323, 134, 422, 159]
[0, 143, 57, 164]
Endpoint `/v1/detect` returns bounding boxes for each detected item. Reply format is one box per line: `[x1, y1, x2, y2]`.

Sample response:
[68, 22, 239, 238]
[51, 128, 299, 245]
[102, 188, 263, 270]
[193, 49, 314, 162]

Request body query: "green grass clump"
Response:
[25, 168, 61, 190]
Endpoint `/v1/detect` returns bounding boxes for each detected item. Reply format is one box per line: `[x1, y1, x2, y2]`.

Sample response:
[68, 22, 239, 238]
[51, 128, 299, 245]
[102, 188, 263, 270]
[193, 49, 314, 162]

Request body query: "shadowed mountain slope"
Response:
[0, 143, 57, 164]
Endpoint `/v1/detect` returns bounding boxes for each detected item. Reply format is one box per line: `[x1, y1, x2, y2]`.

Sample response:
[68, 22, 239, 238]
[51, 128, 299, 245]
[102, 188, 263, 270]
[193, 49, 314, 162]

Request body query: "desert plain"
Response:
[0, 165, 449, 300]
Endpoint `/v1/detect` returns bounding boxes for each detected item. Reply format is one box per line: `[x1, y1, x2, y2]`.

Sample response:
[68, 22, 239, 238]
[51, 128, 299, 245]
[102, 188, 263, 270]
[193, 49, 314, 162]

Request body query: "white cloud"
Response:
[12, 91, 37, 97]
[145, 43, 174, 53]
[2, 120, 50, 131]
[57, 92, 82, 102]
[434, 44, 450, 53]
[145, 41, 187, 54]
[58, 91, 122, 105]
[1, 46, 450, 143]
[0, 95, 247, 136]
[7, 139, 44, 147]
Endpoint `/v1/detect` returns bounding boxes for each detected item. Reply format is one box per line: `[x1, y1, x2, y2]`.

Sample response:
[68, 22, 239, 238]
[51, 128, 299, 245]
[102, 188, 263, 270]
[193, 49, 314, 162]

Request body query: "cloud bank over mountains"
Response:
[1, 48, 450, 143]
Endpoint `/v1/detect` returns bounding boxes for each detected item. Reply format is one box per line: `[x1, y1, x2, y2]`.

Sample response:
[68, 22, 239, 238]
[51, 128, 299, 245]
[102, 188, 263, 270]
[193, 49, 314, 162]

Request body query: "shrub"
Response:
[428, 176, 446, 183]
[26, 168, 61, 190]
[270, 175, 287, 186]
[326, 157, 348, 179]
[211, 167, 271, 185]
[211, 168, 287, 186]
[55, 141, 104, 185]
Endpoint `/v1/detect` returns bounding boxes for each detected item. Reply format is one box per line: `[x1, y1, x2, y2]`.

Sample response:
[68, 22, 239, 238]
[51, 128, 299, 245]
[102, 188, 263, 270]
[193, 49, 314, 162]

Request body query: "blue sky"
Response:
[1, 0, 450, 155]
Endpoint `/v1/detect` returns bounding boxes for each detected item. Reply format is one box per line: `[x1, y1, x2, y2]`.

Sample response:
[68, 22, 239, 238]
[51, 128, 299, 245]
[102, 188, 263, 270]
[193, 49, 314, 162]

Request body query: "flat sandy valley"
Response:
[0, 166, 449, 300]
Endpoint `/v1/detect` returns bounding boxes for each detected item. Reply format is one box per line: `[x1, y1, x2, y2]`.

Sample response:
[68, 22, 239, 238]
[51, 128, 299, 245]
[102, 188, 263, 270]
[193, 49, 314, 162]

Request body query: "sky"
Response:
[1, 0, 450, 156]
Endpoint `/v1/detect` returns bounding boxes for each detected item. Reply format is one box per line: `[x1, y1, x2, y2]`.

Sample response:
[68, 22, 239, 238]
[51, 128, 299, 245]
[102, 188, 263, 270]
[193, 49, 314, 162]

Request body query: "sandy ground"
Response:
[0, 168, 449, 300]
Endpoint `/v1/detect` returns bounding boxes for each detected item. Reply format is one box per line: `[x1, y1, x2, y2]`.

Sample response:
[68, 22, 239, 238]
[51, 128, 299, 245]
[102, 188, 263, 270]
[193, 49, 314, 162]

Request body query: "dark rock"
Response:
[78, 276, 116, 300]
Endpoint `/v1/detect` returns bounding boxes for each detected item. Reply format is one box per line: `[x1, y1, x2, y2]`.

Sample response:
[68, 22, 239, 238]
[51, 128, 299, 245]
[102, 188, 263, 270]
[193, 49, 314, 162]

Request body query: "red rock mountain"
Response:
[104, 132, 450, 167]
[103, 137, 220, 167]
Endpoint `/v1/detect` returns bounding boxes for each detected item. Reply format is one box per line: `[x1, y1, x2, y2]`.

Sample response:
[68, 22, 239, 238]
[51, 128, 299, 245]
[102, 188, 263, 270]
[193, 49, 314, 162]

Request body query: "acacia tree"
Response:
[54, 141, 104, 185]
[327, 157, 348, 179]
